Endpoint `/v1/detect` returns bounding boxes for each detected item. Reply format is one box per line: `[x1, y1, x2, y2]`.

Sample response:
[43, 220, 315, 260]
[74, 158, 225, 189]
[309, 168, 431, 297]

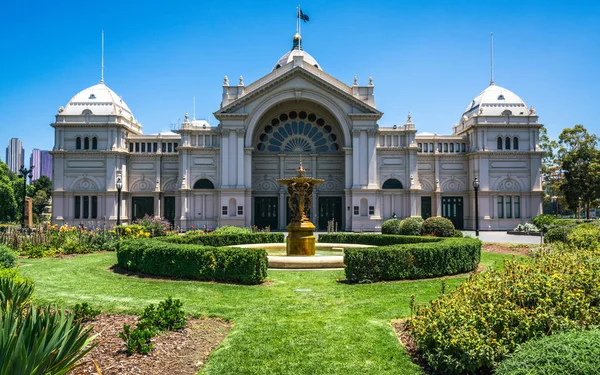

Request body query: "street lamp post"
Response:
[18, 165, 34, 230]
[116, 177, 123, 226]
[473, 177, 480, 237]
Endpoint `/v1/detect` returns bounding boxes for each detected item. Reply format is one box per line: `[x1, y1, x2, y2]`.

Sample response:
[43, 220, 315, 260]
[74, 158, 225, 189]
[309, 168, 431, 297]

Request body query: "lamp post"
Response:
[473, 177, 480, 237]
[116, 177, 123, 226]
[18, 165, 34, 230]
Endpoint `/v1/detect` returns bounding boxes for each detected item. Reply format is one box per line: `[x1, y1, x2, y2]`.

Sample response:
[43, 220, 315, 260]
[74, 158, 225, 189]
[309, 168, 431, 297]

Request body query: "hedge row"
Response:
[158, 232, 284, 247]
[318, 233, 442, 246]
[343, 238, 481, 283]
[117, 239, 268, 285]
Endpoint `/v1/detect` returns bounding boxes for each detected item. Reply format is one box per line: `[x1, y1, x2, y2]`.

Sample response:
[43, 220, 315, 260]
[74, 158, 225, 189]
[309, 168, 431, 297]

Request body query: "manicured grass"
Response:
[18, 251, 513, 375]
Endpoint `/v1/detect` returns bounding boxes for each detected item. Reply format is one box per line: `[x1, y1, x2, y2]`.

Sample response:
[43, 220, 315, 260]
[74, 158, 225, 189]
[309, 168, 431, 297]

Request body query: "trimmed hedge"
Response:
[344, 238, 481, 283]
[318, 233, 441, 246]
[400, 217, 424, 236]
[496, 329, 600, 375]
[381, 219, 402, 234]
[422, 216, 455, 237]
[158, 232, 284, 247]
[117, 239, 268, 285]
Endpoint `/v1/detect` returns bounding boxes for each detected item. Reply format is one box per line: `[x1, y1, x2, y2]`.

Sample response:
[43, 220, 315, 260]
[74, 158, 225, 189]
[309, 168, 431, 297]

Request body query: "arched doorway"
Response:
[251, 102, 346, 230]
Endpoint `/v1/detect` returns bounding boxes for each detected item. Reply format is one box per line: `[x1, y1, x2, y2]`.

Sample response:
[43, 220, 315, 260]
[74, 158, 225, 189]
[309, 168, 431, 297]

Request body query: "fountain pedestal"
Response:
[277, 159, 324, 256]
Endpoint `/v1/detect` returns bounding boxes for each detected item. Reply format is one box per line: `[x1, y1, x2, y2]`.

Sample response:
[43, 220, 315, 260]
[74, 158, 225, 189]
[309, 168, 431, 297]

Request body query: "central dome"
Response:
[463, 84, 528, 117]
[61, 82, 134, 118]
[273, 33, 322, 71]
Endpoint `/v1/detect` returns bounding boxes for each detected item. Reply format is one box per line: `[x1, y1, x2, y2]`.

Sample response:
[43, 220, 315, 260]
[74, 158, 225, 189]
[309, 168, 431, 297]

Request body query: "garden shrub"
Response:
[117, 238, 268, 284]
[119, 324, 155, 355]
[545, 225, 575, 243]
[344, 238, 481, 283]
[531, 214, 557, 233]
[133, 215, 170, 236]
[566, 224, 600, 250]
[138, 297, 187, 331]
[381, 219, 402, 235]
[400, 217, 424, 236]
[495, 329, 600, 375]
[453, 230, 463, 238]
[159, 232, 284, 247]
[319, 233, 441, 246]
[213, 226, 253, 235]
[0, 244, 17, 268]
[72, 302, 101, 323]
[422, 216, 455, 237]
[408, 247, 600, 374]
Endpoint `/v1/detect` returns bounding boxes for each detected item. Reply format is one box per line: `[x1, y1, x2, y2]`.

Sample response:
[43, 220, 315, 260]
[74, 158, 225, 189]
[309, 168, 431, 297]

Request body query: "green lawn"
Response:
[18, 251, 512, 375]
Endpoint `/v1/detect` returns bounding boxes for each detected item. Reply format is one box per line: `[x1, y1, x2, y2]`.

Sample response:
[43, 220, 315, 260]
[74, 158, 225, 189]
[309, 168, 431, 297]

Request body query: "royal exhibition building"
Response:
[50, 33, 543, 232]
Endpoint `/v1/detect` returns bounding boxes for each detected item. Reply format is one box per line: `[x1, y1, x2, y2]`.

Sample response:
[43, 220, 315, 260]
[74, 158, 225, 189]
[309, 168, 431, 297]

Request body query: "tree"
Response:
[0, 181, 17, 222]
[557, 125, 600, 219]
[539, 126, 562, 207]
[33, 175, 52, 196]
[32, 190, 49, 217]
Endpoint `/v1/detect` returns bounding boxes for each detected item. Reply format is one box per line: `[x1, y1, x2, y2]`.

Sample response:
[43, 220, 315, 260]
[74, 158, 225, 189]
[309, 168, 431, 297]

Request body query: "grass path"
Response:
[19, 251, 512, 375]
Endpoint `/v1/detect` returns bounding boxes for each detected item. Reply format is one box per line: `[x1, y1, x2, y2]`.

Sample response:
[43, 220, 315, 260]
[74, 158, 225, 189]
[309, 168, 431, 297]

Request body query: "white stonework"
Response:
[51, 35, 543, 231]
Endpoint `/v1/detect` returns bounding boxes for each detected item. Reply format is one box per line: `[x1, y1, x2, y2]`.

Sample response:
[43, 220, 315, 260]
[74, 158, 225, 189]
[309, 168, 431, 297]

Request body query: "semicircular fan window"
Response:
[255, 111, 341, 153]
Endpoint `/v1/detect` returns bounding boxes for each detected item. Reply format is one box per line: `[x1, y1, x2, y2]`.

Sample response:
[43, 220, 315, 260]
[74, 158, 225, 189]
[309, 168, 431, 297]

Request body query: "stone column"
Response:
[360, 130, 368, 186]
[367, 129, 378, 188]
[311, 154, 317, 178]
[236, 129, 245, 188]
[220, 130, 229, 187]
[352, 130, 360, 187]
[244, 148, 253, 188]
[344, 147, 352, 189]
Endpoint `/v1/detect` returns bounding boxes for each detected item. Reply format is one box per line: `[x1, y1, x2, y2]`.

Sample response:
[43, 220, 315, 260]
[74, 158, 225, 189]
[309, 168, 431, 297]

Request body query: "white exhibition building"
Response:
[50, 33, 543, 231]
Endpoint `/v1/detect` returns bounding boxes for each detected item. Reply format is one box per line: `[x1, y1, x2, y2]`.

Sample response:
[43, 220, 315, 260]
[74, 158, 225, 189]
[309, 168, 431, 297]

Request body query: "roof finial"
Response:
[101, 30, 105, 83]
[490, 32, 495, 86]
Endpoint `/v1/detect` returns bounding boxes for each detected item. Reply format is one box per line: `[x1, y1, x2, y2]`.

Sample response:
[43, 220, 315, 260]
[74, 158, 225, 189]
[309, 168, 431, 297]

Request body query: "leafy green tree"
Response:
[33, 175, 52, 196]
[539, 126, 562, 207]
[557, 125, 600, 219]
[0, 181, 17, 222]
[31, 190, 48, 217]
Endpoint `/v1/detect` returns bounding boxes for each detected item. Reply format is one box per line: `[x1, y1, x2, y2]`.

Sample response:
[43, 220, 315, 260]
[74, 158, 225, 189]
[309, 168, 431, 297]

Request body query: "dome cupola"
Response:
[463, 84, 529, 118]
[61, 82, 135, 118]
[273, 33, 322, 71]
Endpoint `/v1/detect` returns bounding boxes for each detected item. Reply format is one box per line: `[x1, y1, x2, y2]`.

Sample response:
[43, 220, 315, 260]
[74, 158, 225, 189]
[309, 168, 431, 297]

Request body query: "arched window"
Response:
[513, 137, 519, 150]
[76, 137, 82, 150]
[382, 179, 403, 189]
[360, 198, 368, 216]
[497, 137, 503, 150]
[92, 137, 98, 150]
[505, 137, 511, 150]
[229, 198, 236, 217]
[193, 179, 215, 189]
[84, 137, 90, 150]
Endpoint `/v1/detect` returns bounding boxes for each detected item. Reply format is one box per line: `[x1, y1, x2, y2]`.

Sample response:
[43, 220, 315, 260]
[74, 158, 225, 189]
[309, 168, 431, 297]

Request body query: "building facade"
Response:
[6, 138, 24, 174]
[30, 149, 53, 182]
[50, 34, 543, 231]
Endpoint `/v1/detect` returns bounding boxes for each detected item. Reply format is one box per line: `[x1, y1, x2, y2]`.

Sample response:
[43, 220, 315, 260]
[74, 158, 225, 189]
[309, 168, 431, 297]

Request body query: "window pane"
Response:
[135, 143, 140, 152]
[161, 142, 166, 152]
[438, 143, 442, 152]
[506, 196, 512, 218]
[174, 143, 178, 151]
[498, 197, 504, 218]
[461, 143, 466, 152]
[369, 206, 375, 215]
[129, 143, 133, 152]
[238, 206, 244, 215]
[418, 143, 422, 151]
[353, 206, 359, 215]
[153, 143, 157, 152]
[429, 143, 433, 152]
[456, 143, 460, 152]
[75, 196, 81, 219]
[92, 137, 97, 150]
[444, 143, 448, 152]
[76, 137, 81, 150]
[168, 143, 172, 152]
[91, 196, 98, 219]
[141, 143, 146, 152]
[84, 137, 89, 150]
[222, 206, 228, 215]
[513, 137, 519, 150]
[83, 196, 89, 219]
[505, 137, 511, 150]
[497, 137, 503, 150]
[514, 196, 520, 218]
[450, 143, 454, 152]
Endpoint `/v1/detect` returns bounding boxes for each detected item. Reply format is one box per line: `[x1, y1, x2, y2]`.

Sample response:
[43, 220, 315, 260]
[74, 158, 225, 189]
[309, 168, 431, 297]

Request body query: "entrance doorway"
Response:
[254, 197, 278, 230]
[164, 197, 175, 226]
[442, 197, 464, 230]
[421, 197, 432, 220]
[132, 197, 154, 220]
[318, 197, 342, 231]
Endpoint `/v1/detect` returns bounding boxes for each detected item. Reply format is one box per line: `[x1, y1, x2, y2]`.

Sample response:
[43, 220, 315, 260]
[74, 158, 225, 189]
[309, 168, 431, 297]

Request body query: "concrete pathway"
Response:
[460, 231, 542, 244]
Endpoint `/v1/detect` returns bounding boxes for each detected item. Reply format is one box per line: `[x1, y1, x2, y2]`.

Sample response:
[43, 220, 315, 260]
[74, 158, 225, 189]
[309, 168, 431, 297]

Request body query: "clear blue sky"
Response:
[1, 0, 599, 161]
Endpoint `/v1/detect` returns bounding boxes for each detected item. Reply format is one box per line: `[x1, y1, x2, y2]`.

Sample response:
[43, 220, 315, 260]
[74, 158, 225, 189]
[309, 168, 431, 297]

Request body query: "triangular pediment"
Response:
[215, 62, 382, 118]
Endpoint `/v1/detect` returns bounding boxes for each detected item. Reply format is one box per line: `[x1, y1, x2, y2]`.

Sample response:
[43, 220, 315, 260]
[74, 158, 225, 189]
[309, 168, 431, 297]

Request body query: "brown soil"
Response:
[69, 314, 232, 375]
[482, 243, 534, 256]
[391, 319, 433, 374]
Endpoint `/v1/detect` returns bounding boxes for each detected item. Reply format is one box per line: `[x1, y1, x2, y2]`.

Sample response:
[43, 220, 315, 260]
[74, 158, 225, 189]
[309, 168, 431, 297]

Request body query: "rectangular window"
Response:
[444, 143, 448, 152]
[238, 206, 244, 215]
[91, 196, 98, 219]
[147, 142, 151, 152]
[368, 206, 375, 215]
[429, 143, 433, 152]
[353, 206, 359, 215]
[198, 136, 204, 146]
[135, 143, 140, 152]
[222, 206, 228, 215]
[461, 143, 466, 152]
[506, 196, 512, 218]
[437, 143, 442, 152]
[161, 142, 166, 152]
[514, 196, 520, 218]
[129, 143, 133, 152]
[168, 143, 172, 153]
[423, 143, 428, 152]
[455, 143, 460, 152]
[74, 196, 81, 219]
[450, 143, 454, 152]
[83, 196, 90, 219]
[497, 197, 504, 218]
[418, 143, 422, 152]
[174, 142, 178, 151]
[153, 143, 157, 152]
[141, 143, 146, 152]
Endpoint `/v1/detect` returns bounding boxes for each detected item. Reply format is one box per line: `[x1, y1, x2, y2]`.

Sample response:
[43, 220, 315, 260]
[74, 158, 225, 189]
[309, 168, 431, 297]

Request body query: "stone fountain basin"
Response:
[229, 243, 375, 269]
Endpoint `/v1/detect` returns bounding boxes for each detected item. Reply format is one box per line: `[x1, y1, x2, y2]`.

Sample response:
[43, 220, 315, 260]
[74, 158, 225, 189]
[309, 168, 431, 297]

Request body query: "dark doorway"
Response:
[318, 197, 342, 231]
[164, 197, 176, 226]
[421, 197, 432, 220]
[254, 197, 278, 230]
[132, 197, 154, 221]
[442, 197, 464, 230]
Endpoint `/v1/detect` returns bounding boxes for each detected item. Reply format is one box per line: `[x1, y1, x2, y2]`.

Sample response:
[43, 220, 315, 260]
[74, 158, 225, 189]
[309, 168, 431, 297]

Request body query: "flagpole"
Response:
[298, 5, 301, 37]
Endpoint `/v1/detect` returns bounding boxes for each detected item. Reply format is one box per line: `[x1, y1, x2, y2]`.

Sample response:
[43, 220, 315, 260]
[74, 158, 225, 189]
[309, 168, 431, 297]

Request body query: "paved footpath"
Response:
[310, 231, 543, 245]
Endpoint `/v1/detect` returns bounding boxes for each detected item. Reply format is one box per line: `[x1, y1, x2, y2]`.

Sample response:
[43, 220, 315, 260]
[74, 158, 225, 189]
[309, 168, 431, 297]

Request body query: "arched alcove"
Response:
[382, 178, 403, 189]
[193, 179, 215, 189]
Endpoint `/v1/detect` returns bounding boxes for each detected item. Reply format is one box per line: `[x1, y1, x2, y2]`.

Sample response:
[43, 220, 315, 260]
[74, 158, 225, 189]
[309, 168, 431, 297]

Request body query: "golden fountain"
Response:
[277, 159, 324, 256]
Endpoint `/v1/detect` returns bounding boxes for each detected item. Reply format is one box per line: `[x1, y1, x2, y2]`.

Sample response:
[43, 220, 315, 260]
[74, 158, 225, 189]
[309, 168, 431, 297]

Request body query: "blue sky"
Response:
[1, 0, 599, 160]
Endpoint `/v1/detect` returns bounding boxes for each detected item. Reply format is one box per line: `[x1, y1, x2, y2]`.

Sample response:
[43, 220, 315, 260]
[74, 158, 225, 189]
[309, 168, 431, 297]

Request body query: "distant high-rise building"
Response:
[5, 138, 24, 174]
[30, 149, 53, 182]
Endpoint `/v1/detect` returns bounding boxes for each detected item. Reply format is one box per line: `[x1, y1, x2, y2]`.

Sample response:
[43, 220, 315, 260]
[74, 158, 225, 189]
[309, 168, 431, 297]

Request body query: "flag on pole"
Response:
[298, 9, 309, 22]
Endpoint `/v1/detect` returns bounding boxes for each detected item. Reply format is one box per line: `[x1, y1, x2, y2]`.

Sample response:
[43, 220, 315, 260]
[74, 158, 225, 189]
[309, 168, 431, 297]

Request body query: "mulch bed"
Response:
[391, 319, 433, 374]
[69, 314, 232, 375]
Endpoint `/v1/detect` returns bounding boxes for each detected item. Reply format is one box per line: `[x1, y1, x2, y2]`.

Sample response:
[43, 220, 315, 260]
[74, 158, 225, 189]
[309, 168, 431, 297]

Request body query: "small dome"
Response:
[463, 84, 529, 117]
[61, 82, 134, 117]
[273, 33, 322, 71]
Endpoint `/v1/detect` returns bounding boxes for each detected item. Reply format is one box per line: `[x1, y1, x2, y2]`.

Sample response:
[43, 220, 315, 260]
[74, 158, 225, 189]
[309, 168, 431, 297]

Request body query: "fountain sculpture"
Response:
[277, 159, 324, 256]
